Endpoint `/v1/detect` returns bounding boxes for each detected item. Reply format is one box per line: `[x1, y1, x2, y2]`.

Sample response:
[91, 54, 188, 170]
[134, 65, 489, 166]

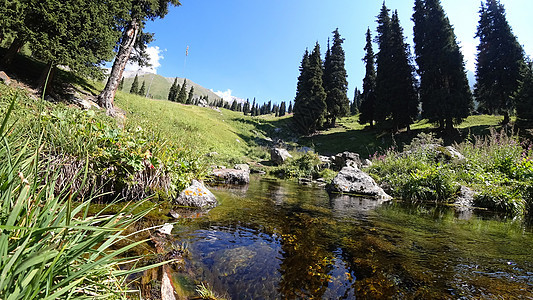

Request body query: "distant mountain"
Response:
[121, 73, 222, 103]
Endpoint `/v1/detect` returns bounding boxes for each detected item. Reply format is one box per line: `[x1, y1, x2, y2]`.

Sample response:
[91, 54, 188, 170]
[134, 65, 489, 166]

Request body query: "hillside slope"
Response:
[121, 73, 222, 102]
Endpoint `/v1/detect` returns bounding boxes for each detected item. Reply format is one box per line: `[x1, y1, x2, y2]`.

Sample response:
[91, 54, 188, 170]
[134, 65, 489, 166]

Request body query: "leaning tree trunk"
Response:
[1, 37, 24, 67]
[98, 19, 140, 116]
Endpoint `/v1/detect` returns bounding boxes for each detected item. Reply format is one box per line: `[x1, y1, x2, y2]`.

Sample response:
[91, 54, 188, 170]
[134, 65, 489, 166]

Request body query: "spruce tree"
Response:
[230, 100, 238, 111]
[168, 77, 178, 101]
[389, 10, 419, 131]
[374, 3, 394, 124]
[138, 80, 146, 96]
[515, 61, 533, 130]
[243, 99, 250, 115]
[475, 0, 525, 124]
[177, 79, 187, 103]
[130, 74, 139, 94]
[279, 101, 286, 117]
[412, 0, 472, 130]
[186, 86, 194, 104]
[288, 101, 293, 114]
[118, 77, 125, 91]
[293, 49, 311, 132]
[323, 29, 350, 127]
[359, 28, 377, 128]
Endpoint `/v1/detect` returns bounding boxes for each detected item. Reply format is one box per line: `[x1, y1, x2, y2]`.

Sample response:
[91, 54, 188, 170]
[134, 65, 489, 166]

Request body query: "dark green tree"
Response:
[288, 101, 293, 114]
[243, 99, 251, 115]
[186, 86, 194, 104]
[177, 79, 187, 103]
[118, 77, 125, 90]
[374, 3, 394, 124]
[474, 0, 525, 124]
[323, 29, 350, 127]
[168, 77, 178, 101]
[515, 61, 533, 130]
[279, 101, 287, 117]
[98, 0, 182, 115]
[412, 0, 472, 130]
[389, 10, 419, 131]
[130, 74, 139, 94]
[138, 80, 146, 96]
[359, 28, 377, 127]
[351, 87, 362, 115]
[230, 100, 238, 111]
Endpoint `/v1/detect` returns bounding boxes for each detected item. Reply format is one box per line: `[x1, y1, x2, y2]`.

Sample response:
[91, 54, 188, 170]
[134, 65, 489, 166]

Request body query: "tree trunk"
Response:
[37, 61, 56, 95]
[445, 118, 454, 131]
[502, 111, 510, 125]
[98, 18, 140, 116]
[1, 37, 24, 67]
[331, 117, 336, 128]
[439, 119, 445, 130]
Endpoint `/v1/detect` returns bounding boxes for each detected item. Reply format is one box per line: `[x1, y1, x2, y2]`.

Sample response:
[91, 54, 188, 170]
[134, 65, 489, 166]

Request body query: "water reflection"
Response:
[172, 177, 533, 299]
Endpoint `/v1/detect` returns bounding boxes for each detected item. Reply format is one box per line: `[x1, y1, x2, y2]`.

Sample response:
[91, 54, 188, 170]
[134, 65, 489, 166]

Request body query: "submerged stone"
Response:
[212, 166, 250, 185]
[329, 166, 392, 200]
[175, 180, 217, 208]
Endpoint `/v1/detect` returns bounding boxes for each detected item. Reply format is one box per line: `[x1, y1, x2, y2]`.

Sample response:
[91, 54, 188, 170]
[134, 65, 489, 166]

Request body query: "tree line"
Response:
[294, 0, 531, 135]
[0, 0, 181, 115]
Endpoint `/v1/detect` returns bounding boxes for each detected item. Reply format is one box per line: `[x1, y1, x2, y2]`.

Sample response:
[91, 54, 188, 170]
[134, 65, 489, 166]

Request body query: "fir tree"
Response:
[288, 101, 293, 114]
[230, 100, 238, 111]
[243, 99, 251, 115]
[130, 74, 139, 94]
[186, 86, 194, 104]
[412, 0, 472, 130]
[359, 28, 377, 128]
[389, 10, 419, 131]
[374, 3, 394, 124]
[168, 77, 178, 101]
[177, 79, 187, 103]
[138, 80, 146, 96]
[475, 0, 525, 124]
[118, 77, 125, 91]
[279, 101, 287, 117]
[515, 61, 533, 130]
[351, 87, 362, 115]
[323, 29, 350, 127]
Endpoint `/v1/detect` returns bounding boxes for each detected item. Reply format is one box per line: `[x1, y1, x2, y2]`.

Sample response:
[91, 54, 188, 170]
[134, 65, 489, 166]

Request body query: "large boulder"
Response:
[212, 165, 250, 185]
[175, 180, 217, 208]
[329, 166, 392, 200]
[270, 148, 292, 165]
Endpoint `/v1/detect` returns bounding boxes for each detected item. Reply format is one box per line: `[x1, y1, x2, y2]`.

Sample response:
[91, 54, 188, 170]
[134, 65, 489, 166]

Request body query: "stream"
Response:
[169, 176, 533, 299]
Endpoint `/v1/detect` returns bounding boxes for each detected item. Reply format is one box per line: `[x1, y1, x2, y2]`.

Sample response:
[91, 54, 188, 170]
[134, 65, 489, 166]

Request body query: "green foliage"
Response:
[177, 79, 188, 103]
[0, 93, 170, 299]
[474, 185, 525, 216]
[130, 74, 139, 94]
[138, 80, 146, 96]
[359, 28, 377, 127]
[515, 61, 533, 131]
[270, 152, 322, 179]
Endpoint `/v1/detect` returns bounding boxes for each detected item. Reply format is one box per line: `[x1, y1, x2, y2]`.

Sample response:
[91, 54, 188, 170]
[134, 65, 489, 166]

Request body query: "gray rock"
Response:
[234, 164, 250, 172]
[362, 159, 373, 168]
[212, 167, 250, 185]
[175, 180, 217, 208]
[329, 166, 392, 200]
[333, 151, 361, 170]
[0, 71, 11, 86]
[270, 148, 292, 165]
[441, 146, 466, 161]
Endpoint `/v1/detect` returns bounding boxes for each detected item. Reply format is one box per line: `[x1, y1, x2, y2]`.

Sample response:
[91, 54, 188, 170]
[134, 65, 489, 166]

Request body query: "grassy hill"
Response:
[121, 73, 222, 103]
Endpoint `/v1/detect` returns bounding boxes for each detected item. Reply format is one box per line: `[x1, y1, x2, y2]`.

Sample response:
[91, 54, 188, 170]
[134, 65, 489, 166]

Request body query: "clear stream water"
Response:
[170, 176, 533, 299]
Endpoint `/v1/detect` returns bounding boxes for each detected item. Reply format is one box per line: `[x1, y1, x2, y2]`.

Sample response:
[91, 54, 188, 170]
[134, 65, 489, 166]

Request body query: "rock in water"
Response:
[329, 166, 392, 200]
[175, 180, 217, 208]
[212, 166, 250, 185]
[270, 148, 292, 165]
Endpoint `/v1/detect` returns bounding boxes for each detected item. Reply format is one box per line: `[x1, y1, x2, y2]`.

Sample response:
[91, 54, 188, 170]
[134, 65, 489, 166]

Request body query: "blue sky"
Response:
[136, 0, 533, 104]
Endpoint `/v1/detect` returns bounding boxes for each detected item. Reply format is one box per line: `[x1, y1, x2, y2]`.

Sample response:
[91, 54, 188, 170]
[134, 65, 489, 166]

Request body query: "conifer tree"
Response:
[186, 86, 194, 104]
[351, 87, 362, 115]
[177, 79, 187, 103]
[389, 10, 419, 131]
[279, 101, 287, 117]
[288, 101, 293, 114]
[515, 61, 533, 130]
[412, 0, 472, 130]
[359, 28, 377, 128]
[293, 49, 311, 131]
[118, 77, 125, 91]
[230, 100, 238, 111]
[374, 3, 394, 124]
[243, 99, 251, 115]
[130, 74, 139, 94]
[323, 29, 350, 127]
[138, 80, 146, 96]
[475, 0, 525, 124]
[168, 77, 178, 101]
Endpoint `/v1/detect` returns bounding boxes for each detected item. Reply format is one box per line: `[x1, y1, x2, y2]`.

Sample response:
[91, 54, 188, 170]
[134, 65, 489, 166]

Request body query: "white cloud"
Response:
[214, 89, 234, 103]
[125, 46, 164, 74]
